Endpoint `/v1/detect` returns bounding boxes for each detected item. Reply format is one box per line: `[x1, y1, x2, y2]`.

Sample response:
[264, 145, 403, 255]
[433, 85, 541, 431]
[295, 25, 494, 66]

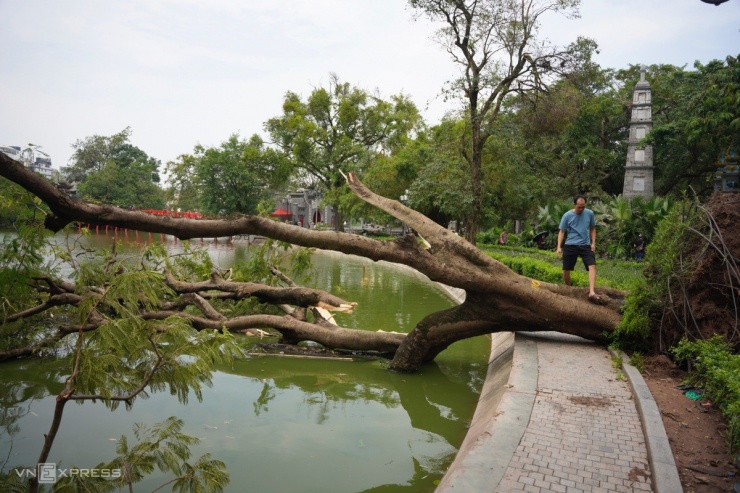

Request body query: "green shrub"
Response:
[672, 336, 740, 453]
[482, 247, 641, 291]
[485, 251, 589, 286]
[477, 228, 500, 245]
[628, 352, 645, 373]
[612, 274, 662, 352]
[614, 199, 698, 350]
[478, 228, 522, 247]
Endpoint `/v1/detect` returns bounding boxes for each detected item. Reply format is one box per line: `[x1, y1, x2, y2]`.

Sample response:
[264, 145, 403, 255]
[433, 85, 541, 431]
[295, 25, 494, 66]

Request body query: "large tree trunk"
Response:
[0, 154, 624, 372]
[464, 130, 484, 246]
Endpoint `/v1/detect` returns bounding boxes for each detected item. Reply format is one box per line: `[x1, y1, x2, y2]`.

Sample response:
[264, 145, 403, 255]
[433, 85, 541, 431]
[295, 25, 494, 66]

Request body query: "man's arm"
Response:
[556, 230, 565, 258]
[590, 226, 596, 252]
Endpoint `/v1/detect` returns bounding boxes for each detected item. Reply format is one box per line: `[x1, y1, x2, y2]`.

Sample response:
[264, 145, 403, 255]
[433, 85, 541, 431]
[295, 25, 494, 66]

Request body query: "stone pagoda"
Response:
[622, 66, 654, 198]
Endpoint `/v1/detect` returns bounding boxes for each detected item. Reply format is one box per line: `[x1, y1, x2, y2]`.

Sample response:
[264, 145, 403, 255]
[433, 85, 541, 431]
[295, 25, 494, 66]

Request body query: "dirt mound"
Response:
[642, 354, 738, 492]
[643, 192, 740, 491]
[657, 192, 740, 351]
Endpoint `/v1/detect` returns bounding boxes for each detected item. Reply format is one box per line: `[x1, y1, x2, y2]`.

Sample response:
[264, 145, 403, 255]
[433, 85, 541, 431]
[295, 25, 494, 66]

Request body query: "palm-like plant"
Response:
[594, 195, 673, 259]
[595, 195, 635, 258]
[533, 200, 572, 232]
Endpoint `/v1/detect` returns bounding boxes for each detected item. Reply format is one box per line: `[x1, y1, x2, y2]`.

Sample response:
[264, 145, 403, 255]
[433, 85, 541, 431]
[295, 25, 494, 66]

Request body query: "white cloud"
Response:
[542, 0, 739, 68]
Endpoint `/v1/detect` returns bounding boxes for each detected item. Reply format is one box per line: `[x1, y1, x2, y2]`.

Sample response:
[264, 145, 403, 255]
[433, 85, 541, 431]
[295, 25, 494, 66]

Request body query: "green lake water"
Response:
[0, 231, 490, 492]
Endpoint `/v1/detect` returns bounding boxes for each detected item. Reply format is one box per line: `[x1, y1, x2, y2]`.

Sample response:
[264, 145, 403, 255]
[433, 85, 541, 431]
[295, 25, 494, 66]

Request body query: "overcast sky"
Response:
[1, 0, 738, 173]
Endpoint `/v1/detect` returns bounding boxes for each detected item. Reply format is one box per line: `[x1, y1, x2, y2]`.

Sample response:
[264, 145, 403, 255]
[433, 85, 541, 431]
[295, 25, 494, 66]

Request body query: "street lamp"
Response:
[400, 190, 409, 204]
[399, 190, 409, 235]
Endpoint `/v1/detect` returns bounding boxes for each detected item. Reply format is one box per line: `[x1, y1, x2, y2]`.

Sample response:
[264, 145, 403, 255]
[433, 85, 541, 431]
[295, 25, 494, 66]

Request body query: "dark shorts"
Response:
[562, 244, 596, 271]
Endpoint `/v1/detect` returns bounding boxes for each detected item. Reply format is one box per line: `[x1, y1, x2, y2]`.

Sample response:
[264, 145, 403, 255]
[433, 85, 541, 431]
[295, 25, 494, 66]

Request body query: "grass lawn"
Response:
[479, 243, 644, 291]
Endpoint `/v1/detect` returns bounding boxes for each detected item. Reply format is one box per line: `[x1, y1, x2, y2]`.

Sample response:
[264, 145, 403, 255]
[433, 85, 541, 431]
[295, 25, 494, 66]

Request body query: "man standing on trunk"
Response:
[556, 195, 600, 303]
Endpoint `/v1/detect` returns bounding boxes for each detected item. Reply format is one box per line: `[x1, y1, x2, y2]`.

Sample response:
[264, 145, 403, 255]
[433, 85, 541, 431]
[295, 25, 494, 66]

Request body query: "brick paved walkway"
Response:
[495, 333, 653, 493]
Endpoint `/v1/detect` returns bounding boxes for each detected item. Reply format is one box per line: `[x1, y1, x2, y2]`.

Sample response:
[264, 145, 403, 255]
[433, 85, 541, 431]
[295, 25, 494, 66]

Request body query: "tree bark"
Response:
[0, 153, 624, 372]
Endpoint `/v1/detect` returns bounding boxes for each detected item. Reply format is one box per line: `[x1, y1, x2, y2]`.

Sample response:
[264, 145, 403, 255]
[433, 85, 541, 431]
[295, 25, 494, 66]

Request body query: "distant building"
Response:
[1, 145, 55, 180]
[0, 145, 22, 162]
[275, 189, 334, 228]
[30, 156, 55, 180]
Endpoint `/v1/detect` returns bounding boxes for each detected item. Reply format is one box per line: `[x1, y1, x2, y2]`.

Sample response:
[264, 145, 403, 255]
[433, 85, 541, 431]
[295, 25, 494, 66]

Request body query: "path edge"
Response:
[610, 348, 684, 493]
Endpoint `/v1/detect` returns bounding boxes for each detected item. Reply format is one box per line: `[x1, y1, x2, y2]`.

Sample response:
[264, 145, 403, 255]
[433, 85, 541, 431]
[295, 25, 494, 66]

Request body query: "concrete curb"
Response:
[436, 332, 530, 491]
[610, 349, 684, 493]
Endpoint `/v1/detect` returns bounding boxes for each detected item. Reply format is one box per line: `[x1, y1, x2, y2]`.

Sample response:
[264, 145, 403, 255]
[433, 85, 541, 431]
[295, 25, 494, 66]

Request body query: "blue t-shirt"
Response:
[559, 208, 595, 246]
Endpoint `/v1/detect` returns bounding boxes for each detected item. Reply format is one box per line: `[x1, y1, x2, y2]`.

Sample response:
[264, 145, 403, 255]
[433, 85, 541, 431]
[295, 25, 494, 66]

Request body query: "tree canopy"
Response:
[642, 56, 739, 196]
[265, 73, 421, 230]
[65, 127, 166, 210]
[408, 0, 597, 243]
[166, 134, 290, 216]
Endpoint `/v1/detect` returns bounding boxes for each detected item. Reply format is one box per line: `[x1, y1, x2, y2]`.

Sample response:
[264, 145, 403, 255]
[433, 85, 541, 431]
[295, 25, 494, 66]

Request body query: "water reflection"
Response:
[0, 231, 489, 492]
[0, 356, 483, 492]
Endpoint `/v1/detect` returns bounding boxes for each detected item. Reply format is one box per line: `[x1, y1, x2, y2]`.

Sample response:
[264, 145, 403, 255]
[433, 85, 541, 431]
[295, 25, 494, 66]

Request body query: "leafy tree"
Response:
[568, 88, 630, 196]
[407, 119, 473, 228]
[479, 113, 553, 228]
[66, 127, 166, 209]
[167, 134, 290, 216]
[112, 143, 162, 183]
[0, 178, 48, 228]
[165, 152, 203, 213]
[0, 230, 241, 493]
[64, 127, 135, 182]
[501, 64, 629, 203]
[77, 159, 166, 209]
[265, 73, 420, 231]
[695, 55, 739, 152]
[363, 116, 531, 232]
[408, 0, 595, 243]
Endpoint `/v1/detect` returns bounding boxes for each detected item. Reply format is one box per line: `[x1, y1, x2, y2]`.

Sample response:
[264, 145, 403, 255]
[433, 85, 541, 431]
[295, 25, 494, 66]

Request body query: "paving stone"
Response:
[493, 335, 653, 493]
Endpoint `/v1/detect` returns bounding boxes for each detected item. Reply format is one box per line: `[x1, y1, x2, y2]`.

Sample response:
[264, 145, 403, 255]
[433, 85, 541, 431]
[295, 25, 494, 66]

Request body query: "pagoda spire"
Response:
[622, 65, 654, 198]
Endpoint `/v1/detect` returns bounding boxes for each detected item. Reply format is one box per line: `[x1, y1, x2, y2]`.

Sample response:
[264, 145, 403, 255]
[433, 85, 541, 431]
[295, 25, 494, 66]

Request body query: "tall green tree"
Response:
[167, 134, 289, 216]
[66, 127, 166, 209]
[265, 74, 420, 231]
[77, 159, 166, 209]
[407, 119, 474, 228]
[505, 67, 628, 200]
[165, 152, 203, 213]
[408, 0, 595, 244]
[64, 127, 136, 182]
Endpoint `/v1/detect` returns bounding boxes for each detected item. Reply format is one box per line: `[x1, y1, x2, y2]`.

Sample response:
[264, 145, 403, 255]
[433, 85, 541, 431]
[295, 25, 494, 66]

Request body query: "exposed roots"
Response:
[659, 193, 740, 350]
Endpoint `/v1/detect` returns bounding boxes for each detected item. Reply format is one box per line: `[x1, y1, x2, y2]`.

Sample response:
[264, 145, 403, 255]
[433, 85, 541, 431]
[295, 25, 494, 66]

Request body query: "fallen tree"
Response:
[0, 153, 624, 372]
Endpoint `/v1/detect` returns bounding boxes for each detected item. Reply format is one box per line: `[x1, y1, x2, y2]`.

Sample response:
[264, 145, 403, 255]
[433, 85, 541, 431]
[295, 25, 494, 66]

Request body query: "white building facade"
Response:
[0, 145, 55, 180]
